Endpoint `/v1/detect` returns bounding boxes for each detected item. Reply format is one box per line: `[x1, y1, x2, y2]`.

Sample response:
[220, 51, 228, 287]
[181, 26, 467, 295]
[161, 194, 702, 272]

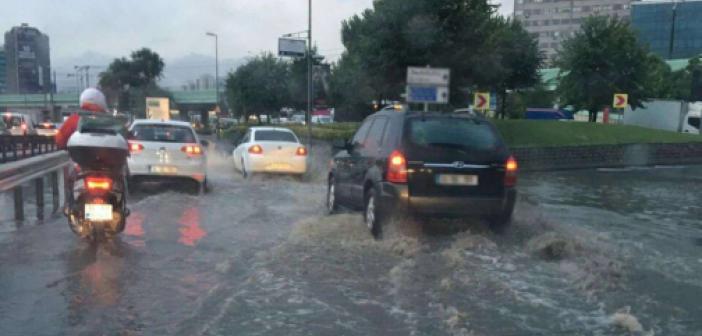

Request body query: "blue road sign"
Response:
[408, 86, 438, 102]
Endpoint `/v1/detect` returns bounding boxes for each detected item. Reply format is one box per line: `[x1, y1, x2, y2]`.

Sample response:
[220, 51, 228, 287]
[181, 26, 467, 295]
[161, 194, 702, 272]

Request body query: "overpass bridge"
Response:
[0, 90, 217, 110]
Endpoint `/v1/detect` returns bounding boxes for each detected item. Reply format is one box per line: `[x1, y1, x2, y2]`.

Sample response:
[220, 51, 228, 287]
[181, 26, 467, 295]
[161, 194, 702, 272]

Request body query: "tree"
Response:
[328, 52, 376, 121]
[339, 0, 500, 106]
[489, 17, 542, 119]
[225, 53, 290, 123]
[99, 48, 165, 115]
[288, 47, 327, 111]
[666, 56, 702, 101]
[556, 16, 654, 122]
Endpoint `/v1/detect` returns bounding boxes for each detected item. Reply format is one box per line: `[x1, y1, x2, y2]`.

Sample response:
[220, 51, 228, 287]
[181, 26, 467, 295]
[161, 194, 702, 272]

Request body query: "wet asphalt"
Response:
[1, 140, 701, 336]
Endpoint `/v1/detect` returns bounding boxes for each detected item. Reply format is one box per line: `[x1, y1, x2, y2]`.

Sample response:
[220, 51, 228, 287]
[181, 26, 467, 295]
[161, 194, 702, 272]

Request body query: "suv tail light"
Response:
[386, 150, 408, 183]
[504, 155, 518, 187]
[181, 145, 203, 156]
[129, 142, 144, 153]
[85, 176, 113, 193]
[249, 144, 263, 154]
[296, 146, 308, 156]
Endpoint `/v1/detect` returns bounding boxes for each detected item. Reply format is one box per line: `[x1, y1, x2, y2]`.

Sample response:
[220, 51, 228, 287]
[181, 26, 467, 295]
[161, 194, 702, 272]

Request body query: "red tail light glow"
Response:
[181, 145, 203, 155]
[249, 144, 263, 154]
[387, 150, 408, 183]
[129, 142, 144, 153]
[85, 176, 113, 192]
[296, 147, 308, 156]
[504, 156, 518, 187]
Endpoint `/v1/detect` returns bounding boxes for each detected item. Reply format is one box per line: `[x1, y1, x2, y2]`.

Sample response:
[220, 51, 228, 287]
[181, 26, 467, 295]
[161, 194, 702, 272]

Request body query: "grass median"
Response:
[221, 120, 702, 148]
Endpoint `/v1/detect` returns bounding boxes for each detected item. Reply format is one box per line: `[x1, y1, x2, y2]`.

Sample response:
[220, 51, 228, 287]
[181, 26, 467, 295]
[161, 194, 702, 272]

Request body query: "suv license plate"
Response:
[436, 174, 479, 186]
[85, 204, 113, 221]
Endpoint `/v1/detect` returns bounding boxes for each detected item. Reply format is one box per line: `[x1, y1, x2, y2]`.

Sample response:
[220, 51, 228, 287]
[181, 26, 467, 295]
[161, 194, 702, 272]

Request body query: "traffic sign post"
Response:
[474, 92, 490, 112]
[613, 93, 628, 109]
[406, 67, 450, 110]
[613, 93, 628, 124]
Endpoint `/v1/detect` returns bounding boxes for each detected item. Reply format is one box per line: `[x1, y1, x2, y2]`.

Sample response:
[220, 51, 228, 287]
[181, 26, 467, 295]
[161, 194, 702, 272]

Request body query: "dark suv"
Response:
[327, 110, 517, 237]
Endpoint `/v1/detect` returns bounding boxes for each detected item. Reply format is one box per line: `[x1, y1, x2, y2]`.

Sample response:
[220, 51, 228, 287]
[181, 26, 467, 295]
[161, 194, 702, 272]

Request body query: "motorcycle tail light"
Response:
[85, 176, 113, 192]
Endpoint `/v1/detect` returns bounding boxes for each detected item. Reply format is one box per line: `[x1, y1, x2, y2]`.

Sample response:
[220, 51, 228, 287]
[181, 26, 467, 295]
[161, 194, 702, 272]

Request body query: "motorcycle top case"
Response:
[67, 131, 128, 172]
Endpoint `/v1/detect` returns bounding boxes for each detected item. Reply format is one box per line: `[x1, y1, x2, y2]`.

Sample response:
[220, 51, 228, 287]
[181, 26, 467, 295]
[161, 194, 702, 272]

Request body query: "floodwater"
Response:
[1, 141, 700, 335]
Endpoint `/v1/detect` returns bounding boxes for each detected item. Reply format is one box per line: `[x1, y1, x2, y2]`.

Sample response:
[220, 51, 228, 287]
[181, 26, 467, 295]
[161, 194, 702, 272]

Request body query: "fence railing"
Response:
[0, 135, 58, 164]
[0, 151, 71, 221]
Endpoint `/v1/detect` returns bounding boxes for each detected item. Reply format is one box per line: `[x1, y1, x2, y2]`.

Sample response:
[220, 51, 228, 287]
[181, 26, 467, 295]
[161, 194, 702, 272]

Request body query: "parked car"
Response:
[127, 119, 208, 192]
[312, 115, 333, 124]
[2, 113, 37, 136]
[290, 114, 306, 124]
[35, 121, 58, 136]
[232, 127, 307, 177]
[327, 110, 517, 238]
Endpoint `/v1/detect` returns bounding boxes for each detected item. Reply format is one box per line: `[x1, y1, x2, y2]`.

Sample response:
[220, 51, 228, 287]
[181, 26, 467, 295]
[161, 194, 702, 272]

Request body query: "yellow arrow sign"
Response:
[613, 93, 628, 109]
[474, 92, 490, 111]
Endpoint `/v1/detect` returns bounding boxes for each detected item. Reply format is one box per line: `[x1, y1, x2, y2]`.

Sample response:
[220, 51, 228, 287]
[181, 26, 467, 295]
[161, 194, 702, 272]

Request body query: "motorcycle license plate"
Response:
[85, 204, 113, 221]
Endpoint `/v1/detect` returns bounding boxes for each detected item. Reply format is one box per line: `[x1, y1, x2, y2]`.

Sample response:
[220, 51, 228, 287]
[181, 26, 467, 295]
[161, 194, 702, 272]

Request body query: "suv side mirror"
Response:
[332, 139, 345, 149]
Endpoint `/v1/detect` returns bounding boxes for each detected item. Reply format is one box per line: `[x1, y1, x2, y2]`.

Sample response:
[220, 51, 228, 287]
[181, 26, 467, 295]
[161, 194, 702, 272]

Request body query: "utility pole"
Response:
[307, 0, 313, 141]
[206, 32, 220, 110]
[85, 66, 90, 88]
[50, 71, 56, 120]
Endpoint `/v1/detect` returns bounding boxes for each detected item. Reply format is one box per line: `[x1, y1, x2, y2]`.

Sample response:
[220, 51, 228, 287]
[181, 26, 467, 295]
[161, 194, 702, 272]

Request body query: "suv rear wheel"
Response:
[489, 211, 513, 233]
[364, 187, 383, 238]
[326, 177, 339, 214]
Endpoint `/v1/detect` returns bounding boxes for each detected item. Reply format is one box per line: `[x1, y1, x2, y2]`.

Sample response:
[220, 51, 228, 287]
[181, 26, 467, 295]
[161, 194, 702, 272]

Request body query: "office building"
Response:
[0, 47, 6, 93]
[4, 23, 51, 94]
[514, 0, 633, 64]
[632, 0, 702, 60]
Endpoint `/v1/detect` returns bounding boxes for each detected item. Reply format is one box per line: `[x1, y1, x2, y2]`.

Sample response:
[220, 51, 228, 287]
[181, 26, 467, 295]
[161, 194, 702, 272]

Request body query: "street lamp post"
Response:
[206, 32, 220, 110]
[307, 0, 313, 138]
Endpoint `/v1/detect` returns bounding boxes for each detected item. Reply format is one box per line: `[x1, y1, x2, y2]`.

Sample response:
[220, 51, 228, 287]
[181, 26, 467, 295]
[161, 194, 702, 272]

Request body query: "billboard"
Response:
[146, 97, 170, 120]
[278, 38, 306, 58]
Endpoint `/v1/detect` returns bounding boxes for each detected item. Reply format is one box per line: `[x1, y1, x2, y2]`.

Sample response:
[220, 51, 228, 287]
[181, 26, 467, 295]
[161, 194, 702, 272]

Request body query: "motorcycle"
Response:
[67, 167, 129, 241]
[66, 124, 130, 242]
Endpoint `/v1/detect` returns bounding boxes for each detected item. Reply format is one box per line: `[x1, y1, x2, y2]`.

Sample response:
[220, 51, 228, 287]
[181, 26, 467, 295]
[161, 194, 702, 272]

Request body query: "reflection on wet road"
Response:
[1, 145, 701, 335]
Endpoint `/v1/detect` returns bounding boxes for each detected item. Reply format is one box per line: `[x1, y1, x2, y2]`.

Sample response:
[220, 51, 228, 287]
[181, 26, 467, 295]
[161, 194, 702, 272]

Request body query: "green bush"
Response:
[221, 123, 359, 143]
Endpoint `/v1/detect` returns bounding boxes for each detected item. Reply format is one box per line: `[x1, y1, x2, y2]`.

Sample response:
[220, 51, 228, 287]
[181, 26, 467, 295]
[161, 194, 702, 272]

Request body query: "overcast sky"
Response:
[1, 0, 512, 63]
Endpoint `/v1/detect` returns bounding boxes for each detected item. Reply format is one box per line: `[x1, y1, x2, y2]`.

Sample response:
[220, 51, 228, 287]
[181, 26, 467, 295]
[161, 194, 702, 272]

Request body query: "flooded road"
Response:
[1, 143, 701, 335]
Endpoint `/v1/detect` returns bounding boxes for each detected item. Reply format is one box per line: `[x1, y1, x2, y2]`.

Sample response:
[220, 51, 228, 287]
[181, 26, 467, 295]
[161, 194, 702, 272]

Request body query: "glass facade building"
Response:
[632, 0, 702, 59]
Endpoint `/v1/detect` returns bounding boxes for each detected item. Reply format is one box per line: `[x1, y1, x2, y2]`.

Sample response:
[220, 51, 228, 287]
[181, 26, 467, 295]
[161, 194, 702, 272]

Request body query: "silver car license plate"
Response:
[85, 204, 113, 221]
[436, 174, 479, 186]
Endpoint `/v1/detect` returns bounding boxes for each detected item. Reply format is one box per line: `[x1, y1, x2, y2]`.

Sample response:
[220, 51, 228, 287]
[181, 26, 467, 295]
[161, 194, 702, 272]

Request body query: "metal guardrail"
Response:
[0, 151, 71, 221]
[0, 135, 58, 163]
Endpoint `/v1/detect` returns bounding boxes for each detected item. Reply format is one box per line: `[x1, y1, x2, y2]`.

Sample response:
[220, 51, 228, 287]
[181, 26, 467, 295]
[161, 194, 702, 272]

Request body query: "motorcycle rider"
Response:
[58, 88, 130, 233]
[56, 88, 112, 148]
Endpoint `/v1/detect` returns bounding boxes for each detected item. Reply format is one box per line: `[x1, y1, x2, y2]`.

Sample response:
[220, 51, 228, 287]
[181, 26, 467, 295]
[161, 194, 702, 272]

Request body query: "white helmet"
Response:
[79, 88, 108, 113]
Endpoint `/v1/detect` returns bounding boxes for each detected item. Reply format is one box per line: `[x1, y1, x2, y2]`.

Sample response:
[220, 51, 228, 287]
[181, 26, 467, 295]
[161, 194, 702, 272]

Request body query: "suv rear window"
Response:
[254, 130, 297, 142]
[404, 117, 504, 160]
[131, 124, 196, 143]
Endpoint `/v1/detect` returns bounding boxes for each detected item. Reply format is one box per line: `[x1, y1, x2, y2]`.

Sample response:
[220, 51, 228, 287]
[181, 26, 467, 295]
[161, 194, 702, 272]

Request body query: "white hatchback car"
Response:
[127, 120, 208, 191]
[232, 127, 307, 177]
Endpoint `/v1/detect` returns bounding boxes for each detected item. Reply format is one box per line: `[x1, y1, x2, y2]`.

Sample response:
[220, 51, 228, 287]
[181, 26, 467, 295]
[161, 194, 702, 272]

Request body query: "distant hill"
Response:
[158, 53, 244, 90]
[52, 51, 243, 92]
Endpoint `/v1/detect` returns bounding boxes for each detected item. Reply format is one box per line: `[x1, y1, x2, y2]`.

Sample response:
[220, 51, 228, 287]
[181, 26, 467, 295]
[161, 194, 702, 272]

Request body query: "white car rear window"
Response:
[254, 130, 297, 142]
[131, 124, 196, 143]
